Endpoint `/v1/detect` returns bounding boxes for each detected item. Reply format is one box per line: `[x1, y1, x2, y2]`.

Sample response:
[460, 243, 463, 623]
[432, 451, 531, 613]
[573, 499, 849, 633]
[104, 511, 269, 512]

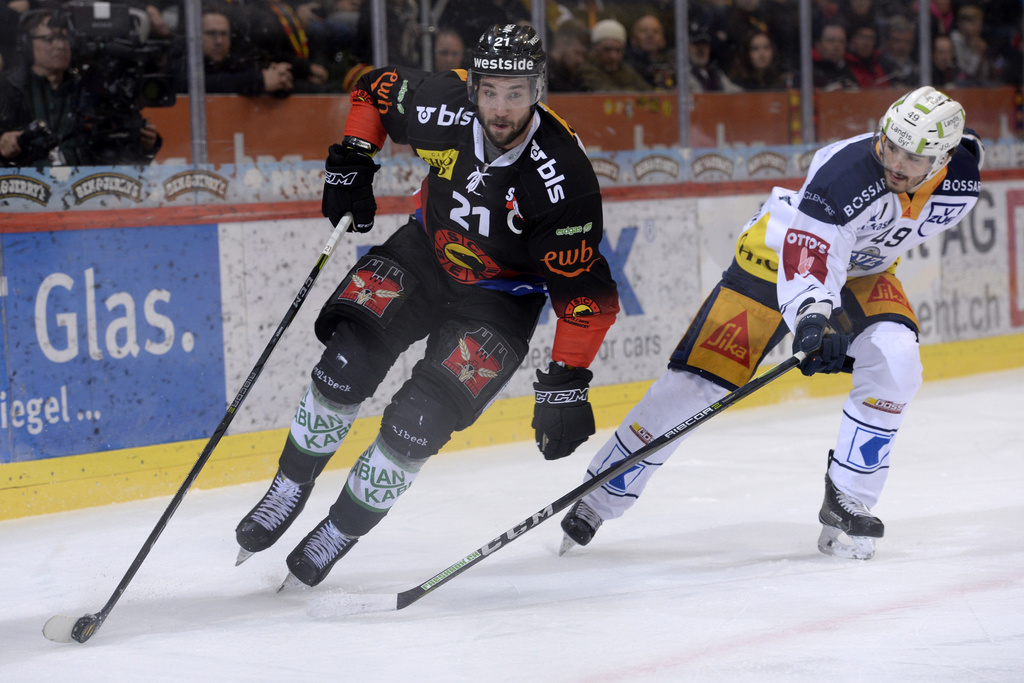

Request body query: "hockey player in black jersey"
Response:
[235, 24, 619, 588]
[561, 86, 983, 561]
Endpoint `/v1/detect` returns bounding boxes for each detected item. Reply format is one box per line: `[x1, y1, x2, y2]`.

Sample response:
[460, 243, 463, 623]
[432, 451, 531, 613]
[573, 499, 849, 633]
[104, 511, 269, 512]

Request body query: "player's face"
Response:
[476, 76, 534, 150]
[879, 136, 934, 193]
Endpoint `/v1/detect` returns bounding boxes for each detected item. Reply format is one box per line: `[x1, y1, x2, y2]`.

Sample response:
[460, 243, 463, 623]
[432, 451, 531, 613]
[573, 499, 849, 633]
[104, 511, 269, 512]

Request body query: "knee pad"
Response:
[850, 322, 923, 398]
[379, 381, 459, 460]
[311, 322, 393, 405]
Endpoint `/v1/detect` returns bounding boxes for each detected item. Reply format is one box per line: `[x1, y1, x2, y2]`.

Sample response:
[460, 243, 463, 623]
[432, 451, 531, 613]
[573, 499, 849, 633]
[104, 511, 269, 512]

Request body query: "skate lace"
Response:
[835, 490, 872, 518]
[573, 500, 602, 529]
[251, 475, 303, 530]
[302, 521, 351, 570]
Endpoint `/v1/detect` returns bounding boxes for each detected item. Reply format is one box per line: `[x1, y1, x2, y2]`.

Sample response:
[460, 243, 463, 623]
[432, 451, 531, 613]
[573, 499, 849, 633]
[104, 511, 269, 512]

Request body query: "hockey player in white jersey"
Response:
[561, 86, 983, 560]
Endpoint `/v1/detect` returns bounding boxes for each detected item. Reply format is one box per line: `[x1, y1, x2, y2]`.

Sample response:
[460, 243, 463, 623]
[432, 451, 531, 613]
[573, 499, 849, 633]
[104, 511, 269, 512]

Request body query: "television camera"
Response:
[65, 1, 176, 163]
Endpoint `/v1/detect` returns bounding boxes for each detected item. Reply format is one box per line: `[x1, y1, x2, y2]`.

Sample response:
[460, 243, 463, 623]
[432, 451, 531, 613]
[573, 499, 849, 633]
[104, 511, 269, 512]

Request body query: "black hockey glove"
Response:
[532, 362, 596, 461]
[322, 142, 380, 232]
[792, 300, 852, 376]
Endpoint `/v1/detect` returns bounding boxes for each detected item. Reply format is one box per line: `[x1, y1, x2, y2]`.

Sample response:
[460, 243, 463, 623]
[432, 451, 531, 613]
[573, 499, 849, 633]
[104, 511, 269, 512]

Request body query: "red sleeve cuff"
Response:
[343, 98, 387, 150]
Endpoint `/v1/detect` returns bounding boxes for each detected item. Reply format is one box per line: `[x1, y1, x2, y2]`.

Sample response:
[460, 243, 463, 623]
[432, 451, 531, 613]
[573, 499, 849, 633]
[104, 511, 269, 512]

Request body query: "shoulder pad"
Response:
[799, 138, 886, 223]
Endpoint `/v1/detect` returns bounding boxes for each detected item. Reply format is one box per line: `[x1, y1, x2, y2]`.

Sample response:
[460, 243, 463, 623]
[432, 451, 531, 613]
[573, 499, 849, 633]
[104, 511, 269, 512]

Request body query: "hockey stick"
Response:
[310, 352, 804, 616]
[43, 213, 354, 644]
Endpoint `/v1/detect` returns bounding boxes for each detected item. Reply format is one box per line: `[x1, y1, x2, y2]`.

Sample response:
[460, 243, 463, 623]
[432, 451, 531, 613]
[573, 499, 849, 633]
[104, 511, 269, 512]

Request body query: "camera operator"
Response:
[0, 9, 162, 167]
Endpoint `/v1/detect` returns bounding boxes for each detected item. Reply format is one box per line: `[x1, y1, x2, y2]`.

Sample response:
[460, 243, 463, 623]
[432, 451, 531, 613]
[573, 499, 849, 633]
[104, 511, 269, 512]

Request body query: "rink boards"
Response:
[2, 178, 1024, 519]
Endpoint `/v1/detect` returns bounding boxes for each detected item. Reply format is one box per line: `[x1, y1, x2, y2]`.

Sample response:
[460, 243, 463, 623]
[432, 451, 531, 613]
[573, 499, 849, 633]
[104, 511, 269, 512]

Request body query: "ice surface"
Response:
[3, 368, 1023, 681]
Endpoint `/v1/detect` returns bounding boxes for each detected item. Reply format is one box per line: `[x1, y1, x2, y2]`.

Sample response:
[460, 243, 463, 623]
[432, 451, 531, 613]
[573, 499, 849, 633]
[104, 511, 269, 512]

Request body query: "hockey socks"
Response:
[330, 435, 424, 537]
[236, 384, 359, 565]
[288, 383, 360, 460]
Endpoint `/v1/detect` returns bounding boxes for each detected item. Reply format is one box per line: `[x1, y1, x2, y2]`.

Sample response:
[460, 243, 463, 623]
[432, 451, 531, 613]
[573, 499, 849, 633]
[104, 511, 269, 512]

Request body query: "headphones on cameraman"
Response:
[17, 10, 48, 68]
[16, 12, 36, 67]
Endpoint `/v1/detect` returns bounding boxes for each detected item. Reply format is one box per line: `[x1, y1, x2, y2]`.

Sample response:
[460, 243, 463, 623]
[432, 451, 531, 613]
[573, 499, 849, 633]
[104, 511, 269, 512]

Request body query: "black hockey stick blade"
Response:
[310, 353, 804, 616]
[42, 214, 353, 644]
[42, 613, 104, 644]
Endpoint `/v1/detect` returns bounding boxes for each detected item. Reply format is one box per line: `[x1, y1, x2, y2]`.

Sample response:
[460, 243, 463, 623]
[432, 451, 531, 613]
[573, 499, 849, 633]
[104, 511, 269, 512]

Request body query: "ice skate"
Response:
[281, 517, 359, 589]
[817, 473, 884, 560]
[235, 470, 314, 565]
[559, 499, 603, 556]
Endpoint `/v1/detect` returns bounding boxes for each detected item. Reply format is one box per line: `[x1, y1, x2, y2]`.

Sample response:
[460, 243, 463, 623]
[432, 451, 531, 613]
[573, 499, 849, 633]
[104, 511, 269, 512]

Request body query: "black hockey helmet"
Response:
[468, 23, 546, 105]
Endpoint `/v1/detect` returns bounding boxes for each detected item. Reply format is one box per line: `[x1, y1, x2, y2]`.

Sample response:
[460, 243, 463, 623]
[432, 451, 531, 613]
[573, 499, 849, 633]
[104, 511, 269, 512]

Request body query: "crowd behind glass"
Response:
[0, 0, 1021, 167]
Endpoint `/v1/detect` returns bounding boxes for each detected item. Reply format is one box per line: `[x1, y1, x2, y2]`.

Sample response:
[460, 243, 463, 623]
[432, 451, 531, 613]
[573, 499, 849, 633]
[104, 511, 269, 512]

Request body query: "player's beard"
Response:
[481, 108, 533, 150]
[883, 167, 927, 194]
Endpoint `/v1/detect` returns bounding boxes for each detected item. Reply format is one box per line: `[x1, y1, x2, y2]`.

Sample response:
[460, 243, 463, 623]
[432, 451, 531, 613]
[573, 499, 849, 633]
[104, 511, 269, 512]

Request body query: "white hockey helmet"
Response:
[873, 86, 965, 183]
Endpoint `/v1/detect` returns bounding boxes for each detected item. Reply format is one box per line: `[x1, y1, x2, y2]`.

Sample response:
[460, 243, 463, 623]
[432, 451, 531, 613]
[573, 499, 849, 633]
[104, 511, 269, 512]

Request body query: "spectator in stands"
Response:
[763, 0, 801, 80]
[235, 0, 330, 90]
[578, 18, 652, 92]
[625, 13, 675, 89]
[547, 18, 590, 92]
[845, 24, 887, 88]
[710, 0, 767, 76]
[432, 26, 465, 71]
[812, 21, 858, 90]
[931, 34, 964, 89]
[949, 4, 993, 86]
[0, 9, 162, 166]
[878, 14, 919, 88]
[688, 20, 742, 93]
[728, 29, 786, 90]
[173, 4, 294, 96]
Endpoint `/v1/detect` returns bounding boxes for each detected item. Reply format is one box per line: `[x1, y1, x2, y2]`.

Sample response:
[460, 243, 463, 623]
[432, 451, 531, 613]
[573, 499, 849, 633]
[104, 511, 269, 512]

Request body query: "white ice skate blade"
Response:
[277, 573, 309, 593]
[307, 591, 398, 617]
[42, 615, 77, 643]
[558, 534, 577, 556]
[235, 548, 255, 566]
[818, 525, 876, 560]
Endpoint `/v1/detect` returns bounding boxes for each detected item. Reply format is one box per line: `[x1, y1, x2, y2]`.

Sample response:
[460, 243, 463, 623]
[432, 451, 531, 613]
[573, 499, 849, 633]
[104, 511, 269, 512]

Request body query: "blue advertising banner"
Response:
[1, 225, 225, 463]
